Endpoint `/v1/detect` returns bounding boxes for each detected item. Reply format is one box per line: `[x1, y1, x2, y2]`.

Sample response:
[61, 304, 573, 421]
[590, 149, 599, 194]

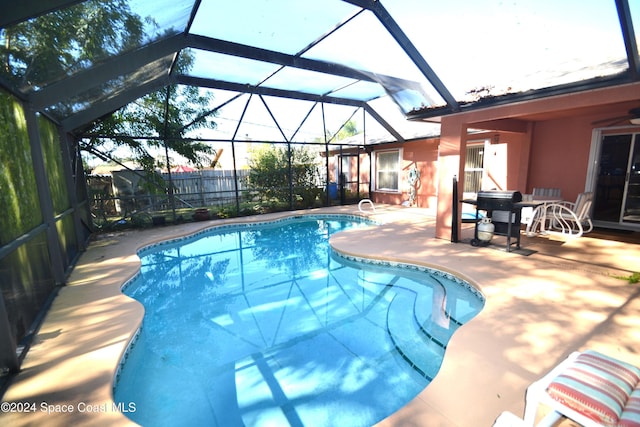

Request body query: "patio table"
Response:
[519, 199, 563, 235]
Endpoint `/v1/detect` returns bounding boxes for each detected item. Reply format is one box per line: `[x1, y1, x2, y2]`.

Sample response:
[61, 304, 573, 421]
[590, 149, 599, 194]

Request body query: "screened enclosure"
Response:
[1, 0, 639, 376]
[0, 89, 90, 374]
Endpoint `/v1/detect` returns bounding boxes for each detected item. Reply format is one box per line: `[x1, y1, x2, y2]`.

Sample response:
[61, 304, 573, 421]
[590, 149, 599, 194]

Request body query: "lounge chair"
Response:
[494, 350, 640, 427]
[526, 192, 593, 238]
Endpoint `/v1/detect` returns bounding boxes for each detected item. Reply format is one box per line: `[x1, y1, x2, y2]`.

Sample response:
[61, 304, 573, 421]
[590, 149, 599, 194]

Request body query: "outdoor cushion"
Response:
[546, 350, 640, 426]
[619, 387, 640, 427]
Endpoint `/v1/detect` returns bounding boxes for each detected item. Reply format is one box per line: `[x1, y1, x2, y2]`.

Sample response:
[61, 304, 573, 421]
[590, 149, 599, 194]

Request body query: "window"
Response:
[464, 144, 485, 194]
[375, 150, 400, 191]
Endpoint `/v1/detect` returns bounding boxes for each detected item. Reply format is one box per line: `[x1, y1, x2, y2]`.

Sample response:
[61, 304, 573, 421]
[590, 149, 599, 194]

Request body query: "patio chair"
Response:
[532, 187, 562, 200]
[526, 192, 593, 238]
[521, 350, 640, 427]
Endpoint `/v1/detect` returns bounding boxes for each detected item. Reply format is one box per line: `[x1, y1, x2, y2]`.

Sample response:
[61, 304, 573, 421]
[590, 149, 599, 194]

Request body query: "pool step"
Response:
[412, 279, 461, 346]
[392, 275, 462, 346]
[386, 291, 446, 380]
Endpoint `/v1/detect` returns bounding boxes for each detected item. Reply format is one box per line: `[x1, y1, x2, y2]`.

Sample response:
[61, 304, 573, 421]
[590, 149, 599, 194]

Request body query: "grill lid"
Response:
[476, 190, 523, 202]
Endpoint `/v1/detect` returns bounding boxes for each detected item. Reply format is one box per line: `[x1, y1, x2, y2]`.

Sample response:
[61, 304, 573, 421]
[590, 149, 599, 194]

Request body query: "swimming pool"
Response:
[114, 215, 484, 426]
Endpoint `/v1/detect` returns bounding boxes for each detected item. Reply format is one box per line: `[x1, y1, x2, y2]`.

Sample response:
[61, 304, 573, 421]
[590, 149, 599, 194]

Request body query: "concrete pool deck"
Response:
[1, 205, 639, 426]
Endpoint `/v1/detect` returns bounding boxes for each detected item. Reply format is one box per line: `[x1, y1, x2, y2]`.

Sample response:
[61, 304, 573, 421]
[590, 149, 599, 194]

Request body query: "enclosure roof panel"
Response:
[190, 0, 359, 56]
[1, 0, 638, 141]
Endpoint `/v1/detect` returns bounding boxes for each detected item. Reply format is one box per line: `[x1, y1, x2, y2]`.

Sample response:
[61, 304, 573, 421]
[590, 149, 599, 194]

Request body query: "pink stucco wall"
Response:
[326, 82, 640, 239]
[434, 82, 640, 238]
[370, 138, 439, 209]
[528, 116, 595, 202]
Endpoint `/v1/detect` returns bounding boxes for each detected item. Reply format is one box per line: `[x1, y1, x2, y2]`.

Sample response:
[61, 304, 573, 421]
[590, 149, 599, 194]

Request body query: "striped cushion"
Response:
[546, 350, 640, 427]
[620, 387, 640, 427]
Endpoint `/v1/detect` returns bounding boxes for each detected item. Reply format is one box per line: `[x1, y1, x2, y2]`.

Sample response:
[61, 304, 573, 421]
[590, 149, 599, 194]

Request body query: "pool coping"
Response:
[2, 205, 639, 426]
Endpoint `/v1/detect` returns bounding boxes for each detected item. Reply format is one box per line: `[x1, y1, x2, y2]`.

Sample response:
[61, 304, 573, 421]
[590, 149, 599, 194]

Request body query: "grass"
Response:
[612, 271, 640, 284]
[627, 272, 640, 284]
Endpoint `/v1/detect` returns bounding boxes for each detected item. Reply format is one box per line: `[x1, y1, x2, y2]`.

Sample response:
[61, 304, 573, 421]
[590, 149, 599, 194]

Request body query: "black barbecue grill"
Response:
[470, 190, 523, 251]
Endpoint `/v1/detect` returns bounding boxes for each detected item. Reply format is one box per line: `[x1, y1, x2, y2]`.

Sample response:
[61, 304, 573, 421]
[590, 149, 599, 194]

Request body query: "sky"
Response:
[190, 0, 633, 99]
[87, 0, 639, 168]
[190, 0, 633, 127]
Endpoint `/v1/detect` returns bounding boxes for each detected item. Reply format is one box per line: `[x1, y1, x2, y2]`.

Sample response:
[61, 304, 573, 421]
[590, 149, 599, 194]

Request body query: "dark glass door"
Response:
[593, 134, 631, 222]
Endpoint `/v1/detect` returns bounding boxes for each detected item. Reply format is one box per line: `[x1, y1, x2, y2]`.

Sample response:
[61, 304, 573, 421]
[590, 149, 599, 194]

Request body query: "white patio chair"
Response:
[522, 350, 640, 427]
[532, 187, 562, 200]
[526, 192, 593, 238]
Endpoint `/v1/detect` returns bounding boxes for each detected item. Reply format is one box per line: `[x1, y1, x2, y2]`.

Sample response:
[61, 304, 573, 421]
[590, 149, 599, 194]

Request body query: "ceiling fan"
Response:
[592, 107, 640, 127]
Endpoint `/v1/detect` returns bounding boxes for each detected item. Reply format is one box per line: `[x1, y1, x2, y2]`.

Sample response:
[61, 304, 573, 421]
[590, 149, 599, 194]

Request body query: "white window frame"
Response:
[374, 148, 402, 192]
[463, 140, 487, 197]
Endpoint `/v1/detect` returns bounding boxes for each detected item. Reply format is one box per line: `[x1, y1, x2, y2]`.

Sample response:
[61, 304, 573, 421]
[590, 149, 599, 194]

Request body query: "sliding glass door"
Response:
[623, 137, 640, 223]
[592, 133, 640, 227]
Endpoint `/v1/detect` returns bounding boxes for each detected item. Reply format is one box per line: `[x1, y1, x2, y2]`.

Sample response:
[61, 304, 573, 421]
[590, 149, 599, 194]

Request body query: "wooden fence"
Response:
[89, 169, 251, 215]
[166, 169, 250, 207]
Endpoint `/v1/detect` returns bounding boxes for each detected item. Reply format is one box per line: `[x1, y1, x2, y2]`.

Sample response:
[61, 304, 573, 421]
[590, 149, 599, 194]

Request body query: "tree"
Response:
[82, 50, 218, 173]
[248, 145, 320, 208]
[336, 119, 359, 141]
[317, 119, 360, 143]
[1, 0, 217, 175]
[1, 0, 144, 91]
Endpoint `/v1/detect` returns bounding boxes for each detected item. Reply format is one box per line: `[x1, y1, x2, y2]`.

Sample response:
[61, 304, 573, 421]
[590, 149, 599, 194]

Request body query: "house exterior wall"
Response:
[370, 138, 439, 209]
[368, 132, 524, 210]
[434, 81, 640, 239]
[336, 131, 527, 212]
[326, 82, 640, 238]
[528, 116, 598, 202]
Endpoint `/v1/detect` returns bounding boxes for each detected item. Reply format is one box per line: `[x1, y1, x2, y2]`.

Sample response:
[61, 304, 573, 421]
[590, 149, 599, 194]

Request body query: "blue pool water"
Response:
[114, 215, 484, 427]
